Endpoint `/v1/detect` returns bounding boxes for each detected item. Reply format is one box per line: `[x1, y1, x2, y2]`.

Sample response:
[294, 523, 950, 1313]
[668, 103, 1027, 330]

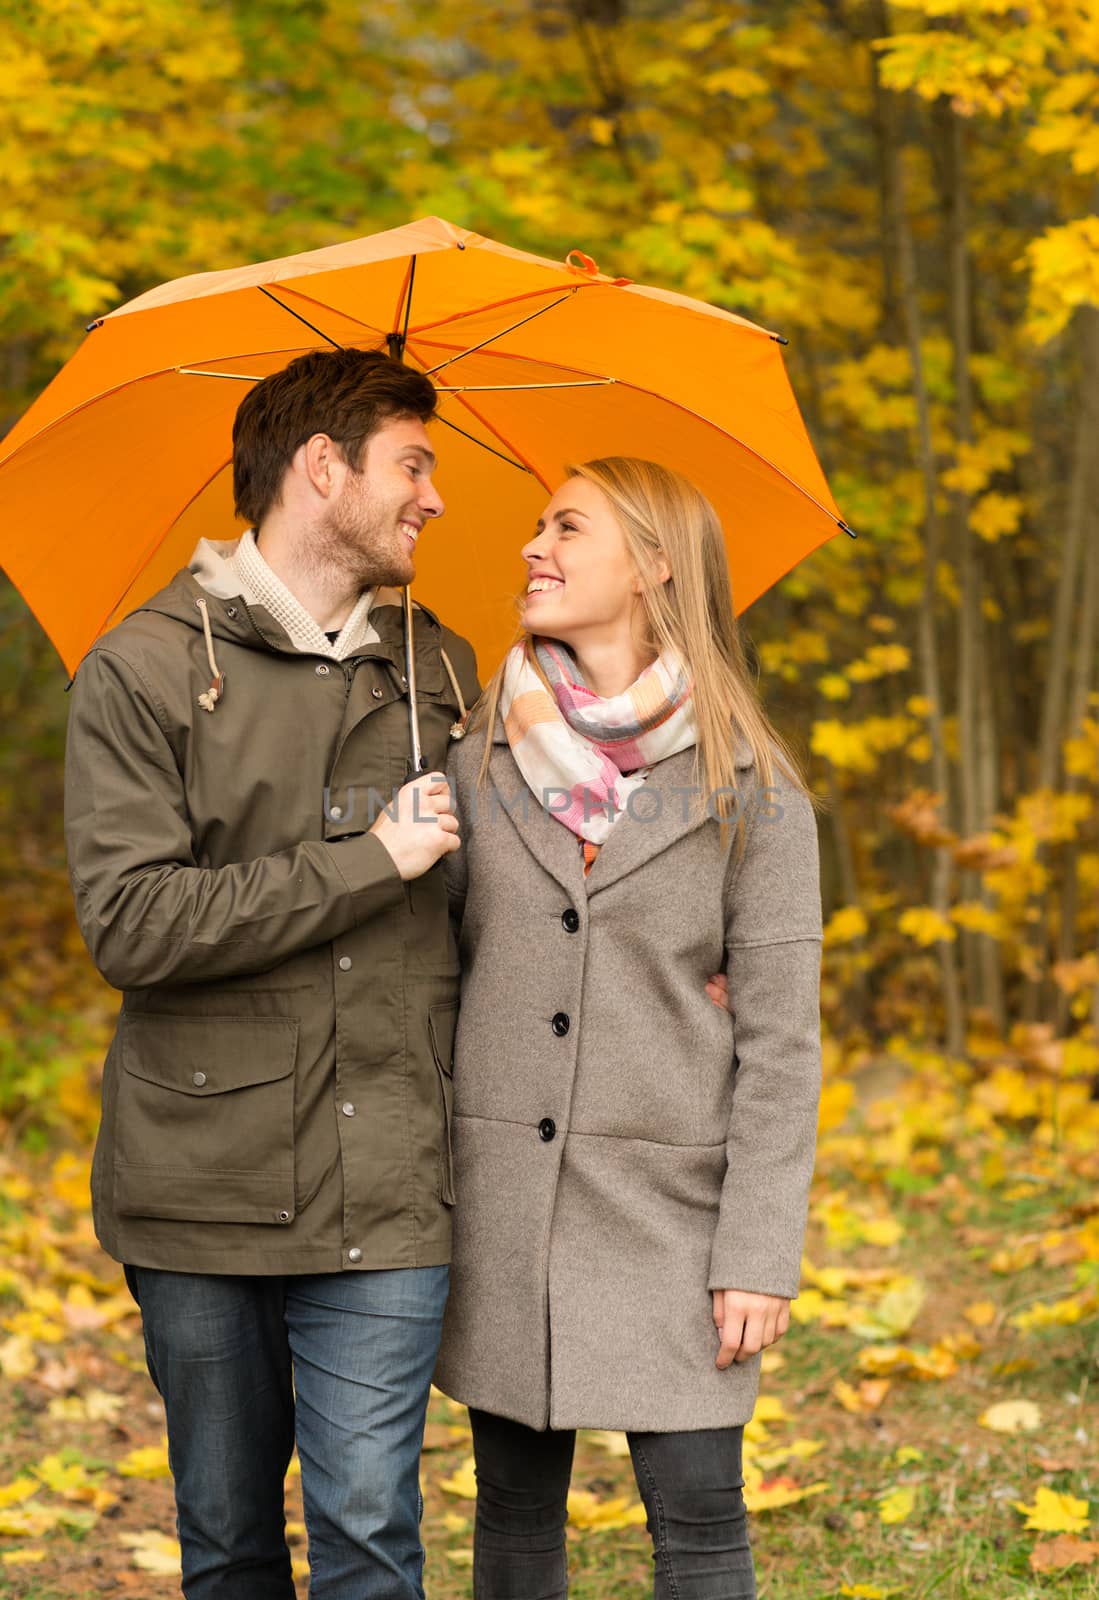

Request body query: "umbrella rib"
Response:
[418, 338, 852, 536]
[432, 410, 531, 473]
[408, 281, 613, 340]
[449, 393, 551, 491]
[88, 453, 235, 651]
[257, 286, 345, 349]
[424, 293, 576, 377]
[435, 380, 615, 393]
[180, 368, 265, 380]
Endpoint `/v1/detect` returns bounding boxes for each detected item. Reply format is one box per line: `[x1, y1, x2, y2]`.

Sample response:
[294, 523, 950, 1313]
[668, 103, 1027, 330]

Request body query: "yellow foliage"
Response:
[811, 716, 914, 773]
[969, 492, 1024, 542]
[1024, 216, 1099, 341]
[846, 644, 911, 681]
[899, 907, 957, 946]
[1062, 718, 1099, 777]
[117, 1443, 171, 1480]
[1010, 1287, 1099, 1332]
[566, 1489, 647, 1531]
[824, 906, 868, 946]
[438, 1457, 478, 1499]
[702, 66, 770, 98]
[878, 1484, 916, 1524]
[851, 1277, 926, 1341]
[1014, 1488, 1091, 1535]
[118, 1531, 182, 1576]
[979, 1399, 1042, 1432]
[963, 1300, 997, 1327]
[818, 673, 852, 701]
[950, 902, 1008, 938]
[0, 1479, 38, 1509]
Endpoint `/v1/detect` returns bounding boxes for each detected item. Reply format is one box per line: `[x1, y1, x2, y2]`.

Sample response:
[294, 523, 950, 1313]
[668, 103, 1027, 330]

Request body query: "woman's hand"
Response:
[712, 1290, 790, 1369]
[705, 971, 732, 1012]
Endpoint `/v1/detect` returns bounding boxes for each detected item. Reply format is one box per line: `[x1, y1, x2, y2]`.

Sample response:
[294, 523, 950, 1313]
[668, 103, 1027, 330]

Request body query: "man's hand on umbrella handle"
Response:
[712, 1289, 790, 1369]
[371, 773, 460, 880]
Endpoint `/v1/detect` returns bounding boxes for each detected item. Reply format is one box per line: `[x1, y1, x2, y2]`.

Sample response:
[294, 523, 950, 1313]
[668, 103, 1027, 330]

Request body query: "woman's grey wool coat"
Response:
[433, 724, 823, 1434]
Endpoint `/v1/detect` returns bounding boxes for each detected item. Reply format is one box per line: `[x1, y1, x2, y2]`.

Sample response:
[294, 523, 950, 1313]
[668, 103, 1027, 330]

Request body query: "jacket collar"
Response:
[485, 731, 753, 897]
[135, 570, 445, 693]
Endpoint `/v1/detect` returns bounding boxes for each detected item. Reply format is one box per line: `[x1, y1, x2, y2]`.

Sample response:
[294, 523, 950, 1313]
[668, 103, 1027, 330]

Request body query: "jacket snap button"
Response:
[341, 1101, 356, 1117]
[277, 1209, 291, 1223]
[372, 687, 384, 700]
[538, 1118, 557, 1142]
[551, 1012, 570, 1037]
[192, 1071, 207, 1087]
[315, 663, 330, 676]
[348, 1247, 363, 1263]
[338, 956, 352, 971]
[561, 908, 580, 933]
[330, 805, 344, 820]
[226, 605, 238, 618]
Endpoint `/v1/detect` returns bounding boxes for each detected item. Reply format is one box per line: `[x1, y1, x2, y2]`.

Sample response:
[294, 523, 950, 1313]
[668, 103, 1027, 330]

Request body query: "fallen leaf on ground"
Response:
[851, 1277, 926, 1341]
[878, 1485, 915, 1524]
[117, 1443, 171, 1479]
[438, 1457, 478, 1499]
[119, 1531, 181, 1575]
[567, 1489, 647, 1531]
[964, 1300, 997, 1327]
[980, 1399, 1042, 1433]
[745, 1476, 829, 1513]
[586, 1430, 631, 1457]
[1029, 1534, 1099, 1572]
[0, 1335, 37, 1380]
[0, 1478, 38, 1509]
[1, 1549, 47, 1567]
[1014, 1487, 1091, 1535]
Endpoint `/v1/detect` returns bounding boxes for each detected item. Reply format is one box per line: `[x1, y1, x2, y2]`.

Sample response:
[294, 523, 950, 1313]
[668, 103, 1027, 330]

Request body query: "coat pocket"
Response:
[428, 1000, 458, 1206]
[113, 1014, 299, 1225]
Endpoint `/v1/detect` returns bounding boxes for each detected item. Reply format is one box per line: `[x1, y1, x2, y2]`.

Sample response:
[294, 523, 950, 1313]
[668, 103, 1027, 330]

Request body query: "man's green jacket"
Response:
[64, 566, 479, 1275]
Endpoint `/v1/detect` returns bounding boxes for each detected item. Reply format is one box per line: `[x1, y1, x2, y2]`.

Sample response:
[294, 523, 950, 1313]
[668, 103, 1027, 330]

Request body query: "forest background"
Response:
[0, 2, 1097, 1597]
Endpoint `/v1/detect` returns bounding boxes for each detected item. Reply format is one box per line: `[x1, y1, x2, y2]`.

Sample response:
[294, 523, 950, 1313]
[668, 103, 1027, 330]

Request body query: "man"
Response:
[64, 347, 480, 1599]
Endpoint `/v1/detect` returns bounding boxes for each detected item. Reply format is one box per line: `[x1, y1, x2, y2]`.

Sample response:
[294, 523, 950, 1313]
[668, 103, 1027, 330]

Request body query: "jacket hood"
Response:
[122, 538, 446, 689]
[123, 538, 279, 652]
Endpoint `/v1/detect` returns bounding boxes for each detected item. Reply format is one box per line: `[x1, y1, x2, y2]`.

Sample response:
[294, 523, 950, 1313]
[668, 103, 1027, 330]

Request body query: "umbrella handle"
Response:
[402, 585, 425, 776]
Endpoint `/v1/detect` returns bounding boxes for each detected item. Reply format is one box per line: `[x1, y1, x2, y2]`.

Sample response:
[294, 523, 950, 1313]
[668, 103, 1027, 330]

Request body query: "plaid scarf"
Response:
[500, 639, 696, 859]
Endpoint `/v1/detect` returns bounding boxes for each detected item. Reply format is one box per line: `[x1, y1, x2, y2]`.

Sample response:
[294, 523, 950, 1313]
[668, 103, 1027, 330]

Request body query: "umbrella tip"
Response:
[86, 318, 105, 332]
[839, 520, 858, 539]
[770, 332, 789, 346]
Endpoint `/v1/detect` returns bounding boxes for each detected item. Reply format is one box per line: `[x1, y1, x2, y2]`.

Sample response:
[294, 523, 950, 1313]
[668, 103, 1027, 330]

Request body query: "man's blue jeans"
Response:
[125, 1264, 448, 1600]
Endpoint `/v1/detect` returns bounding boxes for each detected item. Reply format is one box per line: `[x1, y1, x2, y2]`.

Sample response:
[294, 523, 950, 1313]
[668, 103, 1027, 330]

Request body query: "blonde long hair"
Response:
[474, 456, 810, 833]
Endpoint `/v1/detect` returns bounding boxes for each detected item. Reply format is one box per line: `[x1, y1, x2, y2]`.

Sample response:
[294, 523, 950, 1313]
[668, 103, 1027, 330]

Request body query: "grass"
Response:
[1, 1060, 1097, 1597]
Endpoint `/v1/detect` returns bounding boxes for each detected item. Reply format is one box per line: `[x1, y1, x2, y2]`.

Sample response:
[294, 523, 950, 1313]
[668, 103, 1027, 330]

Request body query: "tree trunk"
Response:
[871, 14, 964, 1053]
[941, 105, 1004, 1031]
[1026, 305, 1099, 1022]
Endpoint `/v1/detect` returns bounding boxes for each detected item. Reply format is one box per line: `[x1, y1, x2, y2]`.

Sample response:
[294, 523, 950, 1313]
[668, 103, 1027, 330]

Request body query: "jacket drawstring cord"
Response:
[440, 648, 469, 739]
[195, 599, 225, 713]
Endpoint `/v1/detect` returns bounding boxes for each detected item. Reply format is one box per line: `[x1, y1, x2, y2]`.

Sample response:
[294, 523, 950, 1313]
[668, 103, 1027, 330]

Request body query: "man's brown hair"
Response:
[232, 347, 438, 528]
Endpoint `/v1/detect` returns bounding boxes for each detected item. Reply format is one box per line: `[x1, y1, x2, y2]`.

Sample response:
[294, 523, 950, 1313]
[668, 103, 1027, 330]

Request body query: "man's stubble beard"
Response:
[315, 470, 414, 591]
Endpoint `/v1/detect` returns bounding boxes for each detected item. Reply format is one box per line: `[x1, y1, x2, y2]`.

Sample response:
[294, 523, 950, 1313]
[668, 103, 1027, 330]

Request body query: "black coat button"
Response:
[561, 908, 580, 933]
[551, 1012, 570, 1037]
[538, 1118, 557, 1142]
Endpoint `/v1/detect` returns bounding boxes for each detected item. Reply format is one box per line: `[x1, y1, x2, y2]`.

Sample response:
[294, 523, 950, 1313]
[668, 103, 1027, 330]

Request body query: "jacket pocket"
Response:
[113, 1014, 299, 1225]
[428, 1000, 458, 1206]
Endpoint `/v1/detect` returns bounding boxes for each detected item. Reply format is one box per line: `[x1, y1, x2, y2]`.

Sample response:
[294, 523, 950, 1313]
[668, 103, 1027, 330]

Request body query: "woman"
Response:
[435, 457, 822, 1600]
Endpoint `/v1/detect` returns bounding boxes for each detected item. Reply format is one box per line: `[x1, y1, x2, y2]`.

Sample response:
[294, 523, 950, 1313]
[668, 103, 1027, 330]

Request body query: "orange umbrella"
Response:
[0, 215, 851, 678]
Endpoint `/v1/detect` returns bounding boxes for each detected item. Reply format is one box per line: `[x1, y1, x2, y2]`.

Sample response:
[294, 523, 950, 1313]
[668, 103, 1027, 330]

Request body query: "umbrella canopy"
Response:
[0, 215, 849, 677]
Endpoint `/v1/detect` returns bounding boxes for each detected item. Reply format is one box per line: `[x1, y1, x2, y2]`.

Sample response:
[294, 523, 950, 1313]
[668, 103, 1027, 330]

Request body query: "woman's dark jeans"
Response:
[468, 1408, 756, 1600]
